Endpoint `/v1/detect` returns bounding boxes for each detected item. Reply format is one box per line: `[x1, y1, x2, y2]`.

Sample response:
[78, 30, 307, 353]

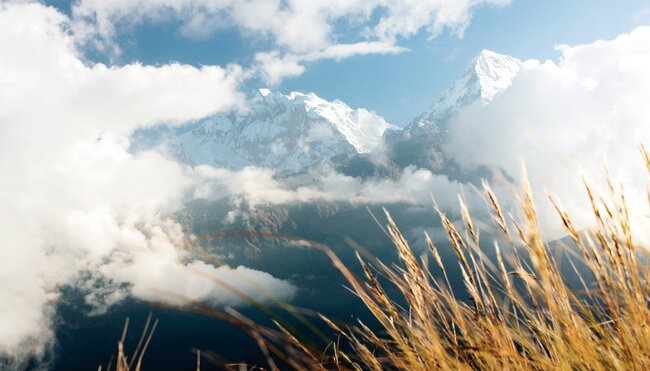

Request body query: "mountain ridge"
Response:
[169, 89, 395, 174]
[167, 49, 522, 177]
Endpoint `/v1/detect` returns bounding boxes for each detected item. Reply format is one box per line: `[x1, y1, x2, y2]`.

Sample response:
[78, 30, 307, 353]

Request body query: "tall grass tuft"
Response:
[202, 145, 650, 370]
[100, 314, 158, 371]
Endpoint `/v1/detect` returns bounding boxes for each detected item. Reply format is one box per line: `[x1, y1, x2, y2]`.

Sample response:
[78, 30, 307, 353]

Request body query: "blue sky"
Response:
[48, 0, 650, 126]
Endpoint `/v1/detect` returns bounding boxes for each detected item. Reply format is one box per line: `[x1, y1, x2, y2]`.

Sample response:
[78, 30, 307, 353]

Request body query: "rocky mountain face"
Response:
[169, 89, 395, 175]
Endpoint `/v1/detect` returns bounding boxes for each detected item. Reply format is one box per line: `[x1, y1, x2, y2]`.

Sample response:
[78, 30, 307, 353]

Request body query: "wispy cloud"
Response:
[69, 0, 509, 83]
[254, 41, 408, 85]
[71, 0, 511, 53]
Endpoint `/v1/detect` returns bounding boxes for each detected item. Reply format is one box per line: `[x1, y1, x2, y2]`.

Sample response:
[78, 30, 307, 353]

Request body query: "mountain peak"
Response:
[471, 49, 521, 101]
[474, 49, 506, 61]
[383, 50, 523, 172]
[404, 49, 521, 135]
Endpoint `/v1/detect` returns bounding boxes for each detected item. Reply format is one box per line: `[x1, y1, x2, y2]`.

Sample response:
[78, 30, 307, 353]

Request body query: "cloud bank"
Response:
[193, 165, 468, 209]
[444, 27, 650, 241]
[0, 2, 292, 362]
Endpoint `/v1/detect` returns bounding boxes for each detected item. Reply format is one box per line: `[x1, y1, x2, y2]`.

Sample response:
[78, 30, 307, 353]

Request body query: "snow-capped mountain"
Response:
[383, 50, 521, 172]
[169, 89, 395, 173]
[167, 49, 520, 177]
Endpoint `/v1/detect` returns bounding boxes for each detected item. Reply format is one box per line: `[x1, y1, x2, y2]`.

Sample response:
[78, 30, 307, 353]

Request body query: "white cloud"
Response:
[0, 2, 293, 362]
[301, 42, 408, 62]
[69, 0, 508, 55]
[444, 27, 650, 242]
[68, 0, 505, 83]
[193, 166, 468, 210]
[370, 0, 511, 41]
[70, 0, 508, 51]
[65, 0, 510, 84]
[254, 41, 408, 85]
[253, 51, 306, 85]
[107, 260, 297, 307]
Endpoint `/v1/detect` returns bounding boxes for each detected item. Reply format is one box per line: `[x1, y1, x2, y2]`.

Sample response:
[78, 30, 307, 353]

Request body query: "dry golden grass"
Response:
[100, 314, 158, 371]
[105, 145, 650, 370]
[196, 145, 650, 370]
